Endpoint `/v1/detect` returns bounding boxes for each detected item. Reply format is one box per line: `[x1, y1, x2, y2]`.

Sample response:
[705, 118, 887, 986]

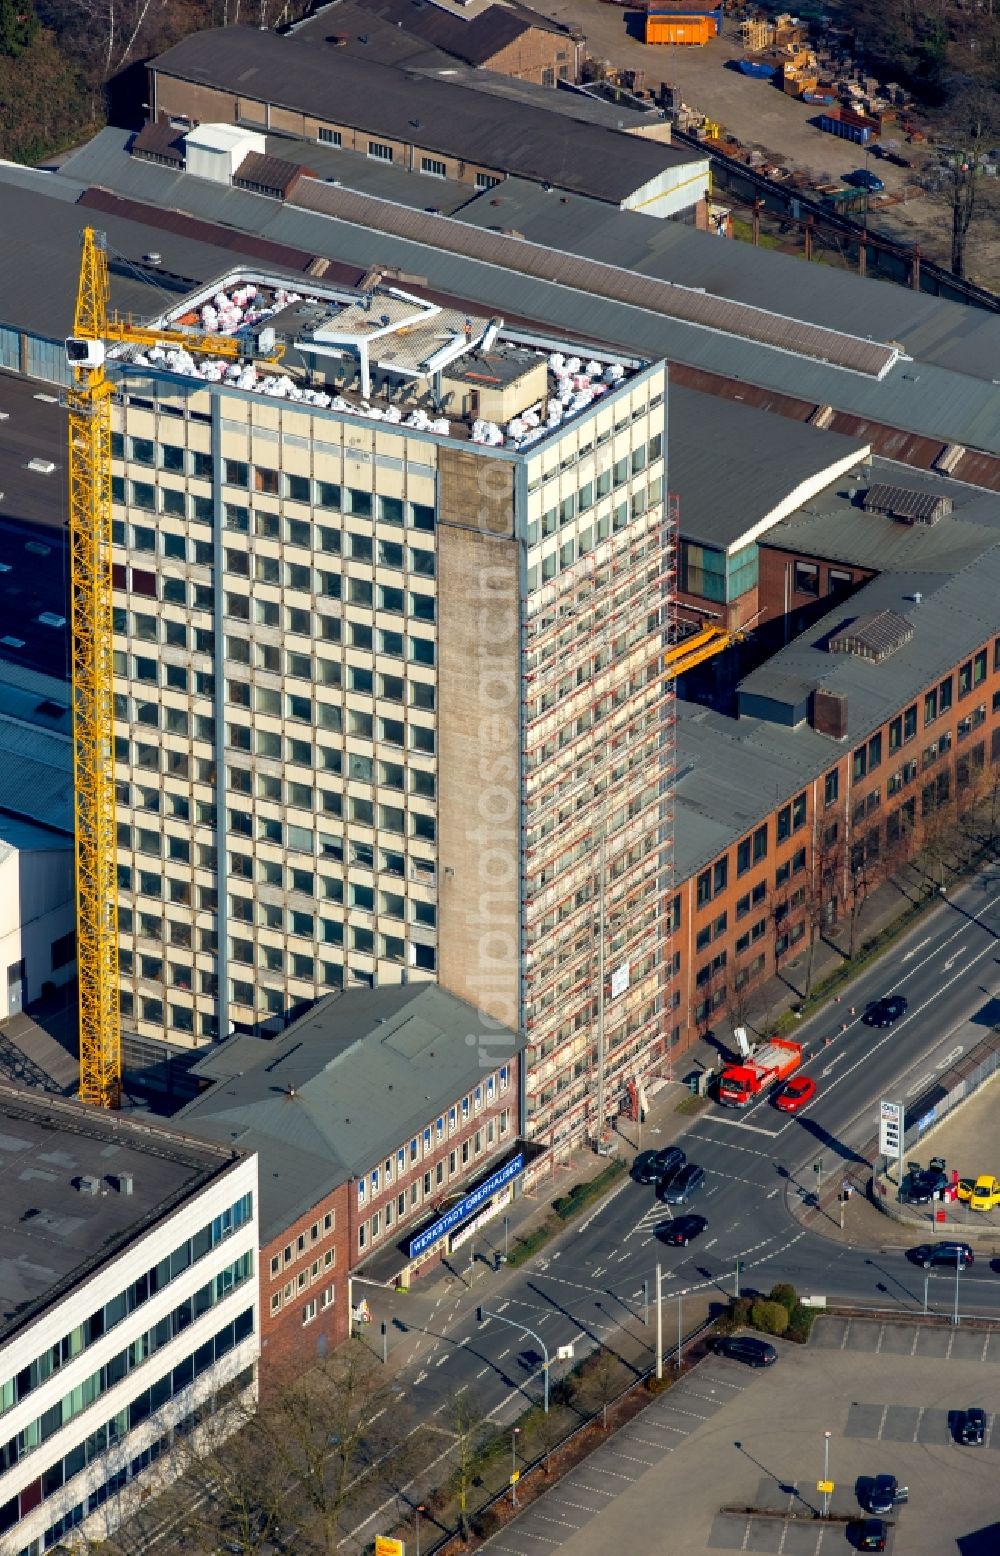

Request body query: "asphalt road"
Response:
[342, 866, 1000, 1546]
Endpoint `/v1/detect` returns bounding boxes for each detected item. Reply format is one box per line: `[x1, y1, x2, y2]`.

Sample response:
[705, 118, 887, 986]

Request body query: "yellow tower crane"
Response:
[65, 226, 266, 1107]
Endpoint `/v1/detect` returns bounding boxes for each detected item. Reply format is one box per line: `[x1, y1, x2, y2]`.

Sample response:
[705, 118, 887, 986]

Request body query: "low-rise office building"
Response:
[175, 984, 521, 1383]
[0, 1088, 258, 1555]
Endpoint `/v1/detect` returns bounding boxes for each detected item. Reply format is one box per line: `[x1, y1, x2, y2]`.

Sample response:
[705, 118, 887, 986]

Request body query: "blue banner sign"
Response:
[408, 1153, 524, 1260]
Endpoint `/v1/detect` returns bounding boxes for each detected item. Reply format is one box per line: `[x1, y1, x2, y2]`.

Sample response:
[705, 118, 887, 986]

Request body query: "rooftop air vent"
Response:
[26, 458, 56, 475]
[828, 609, 914, 664]
[37, 612, 66, 628]
[862, 483, 952, 526]
[78, 1175, 100, 1195]
[117, 1172, 134, 1195]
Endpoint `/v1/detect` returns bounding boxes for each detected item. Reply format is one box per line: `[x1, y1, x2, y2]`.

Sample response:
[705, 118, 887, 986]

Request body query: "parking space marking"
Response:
[840, 1320, 852, 1351]
[983, 1334, 992, 1362]
[910, 1329, 920, 1356]
[912, 1405, 925, 1441]
[947, 1331, 955, 1359]
[875, 1324, 886, 1353]
[877, 1404, 888, 1439]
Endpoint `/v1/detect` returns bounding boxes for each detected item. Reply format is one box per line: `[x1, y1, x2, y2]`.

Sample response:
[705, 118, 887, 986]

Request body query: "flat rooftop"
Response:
[0, 1086, 238, 1344]
[136, 270, 642, 447]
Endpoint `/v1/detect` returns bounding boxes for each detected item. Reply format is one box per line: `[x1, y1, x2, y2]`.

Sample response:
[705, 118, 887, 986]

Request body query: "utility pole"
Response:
[677, 1292, 683, 1372]
[655, 1262, 663, 1380]
[822, 1430, 832, 1517]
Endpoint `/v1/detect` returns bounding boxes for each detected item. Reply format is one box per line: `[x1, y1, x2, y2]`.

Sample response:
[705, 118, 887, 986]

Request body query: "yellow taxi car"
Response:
[956, 1178, 976, 1203]
[969, 1175, 1000, 1211]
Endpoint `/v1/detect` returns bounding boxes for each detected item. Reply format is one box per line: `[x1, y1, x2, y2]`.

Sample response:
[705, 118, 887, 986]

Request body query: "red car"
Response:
[775, 1074, 817, 1113]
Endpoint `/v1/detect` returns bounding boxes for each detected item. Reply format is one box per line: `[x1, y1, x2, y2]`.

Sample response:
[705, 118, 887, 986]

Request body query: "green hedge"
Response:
[552, 1159, 626, 1221]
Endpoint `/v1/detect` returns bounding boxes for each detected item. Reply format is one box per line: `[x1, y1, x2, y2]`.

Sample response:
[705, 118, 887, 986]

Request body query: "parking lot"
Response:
[485, 1317, 1000, 1555]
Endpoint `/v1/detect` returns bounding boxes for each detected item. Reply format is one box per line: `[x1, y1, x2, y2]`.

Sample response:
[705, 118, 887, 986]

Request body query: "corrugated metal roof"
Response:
[0, 716, 73, 834]
[177, 984, 521, 1243]
[291, 180, 896, 376]
[669, 386, 867, 551]
[151, 26, 695, 204]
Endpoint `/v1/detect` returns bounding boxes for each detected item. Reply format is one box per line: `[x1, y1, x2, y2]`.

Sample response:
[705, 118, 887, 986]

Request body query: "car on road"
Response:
[713, 1335, 776, 1367]
[657, 1162, 705, 1204]
[956, 1177, 976, 1202]
[909, 1241, 974, 1269]
[657, 1213, 707, 1246]
[867, 1474, 907, 1515]
[851, 1518, 888, 1552]
[902, 1165, 948, 1203]
[633, 1146, 685, 1185]
[774, 1073, 817, 1113]
[969, 1174, 1000, 1211]
[862, 995, 908, 1027]
[845, 167, 886, 193]
[960, 1406, 987, 1444]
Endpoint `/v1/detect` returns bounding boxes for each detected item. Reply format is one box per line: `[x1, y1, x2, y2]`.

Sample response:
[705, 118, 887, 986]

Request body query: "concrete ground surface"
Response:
[887, 1072, 1000, 1236]
[530, 0, 1000, 286]
[484, 1316, 1000, 1555]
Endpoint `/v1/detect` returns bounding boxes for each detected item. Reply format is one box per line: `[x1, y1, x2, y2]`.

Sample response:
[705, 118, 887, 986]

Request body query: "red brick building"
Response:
[663, 461, 1000, 1062]
[178, 985, 522, 1386]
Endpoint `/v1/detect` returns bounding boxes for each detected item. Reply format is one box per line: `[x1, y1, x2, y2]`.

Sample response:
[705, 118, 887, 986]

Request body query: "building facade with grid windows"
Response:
[108, 269, 671, 1151]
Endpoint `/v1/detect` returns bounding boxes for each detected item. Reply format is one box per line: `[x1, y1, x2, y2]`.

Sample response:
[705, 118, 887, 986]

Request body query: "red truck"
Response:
[717, 1038, 803, 1107]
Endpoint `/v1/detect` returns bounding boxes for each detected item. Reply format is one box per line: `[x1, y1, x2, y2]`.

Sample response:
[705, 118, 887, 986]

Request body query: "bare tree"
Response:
[448, 1393, 494, 1544]
[259, 1345, 410, 1556]
[923, 84, 999, 279]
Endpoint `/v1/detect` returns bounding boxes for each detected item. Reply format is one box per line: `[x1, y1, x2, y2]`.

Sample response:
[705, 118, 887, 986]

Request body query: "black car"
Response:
[714, 1335, 776, 1367]
[867, 1474, 907, 1516]
[851, 1518, 887, 1552]
[633, 1146, 685, 1185]
[863, 995, 908, 1027]
[658, 1162, 705, 1204]
[960, 1406, 987, 1445]
[657, 1213, 707, 1246]
[909, 1241, 974, 1269]
[902, 1167, 948, 1204]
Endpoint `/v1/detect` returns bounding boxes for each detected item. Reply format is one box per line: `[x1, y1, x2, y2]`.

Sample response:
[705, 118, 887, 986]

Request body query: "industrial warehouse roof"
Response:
[149, 26, 698, 204]
[292, 0, 571, 67]
[668, 387, 868, 552]
[762, 458, 1000, 575]
[0, 1086, 237, 1345]
[177, 985, 521, 1242]
[16, 142, 1000, 462]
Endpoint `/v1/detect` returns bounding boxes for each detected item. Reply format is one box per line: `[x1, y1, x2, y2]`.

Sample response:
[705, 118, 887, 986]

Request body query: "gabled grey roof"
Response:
[176, 985, 521, 1242]
[150, 26, 699, 203]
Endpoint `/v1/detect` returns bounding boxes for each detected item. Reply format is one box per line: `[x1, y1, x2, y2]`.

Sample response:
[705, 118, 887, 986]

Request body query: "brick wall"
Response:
[349, 1055, 519, 1276]
[258, 1182, 351, 1392]
[485, 27, 580, 85]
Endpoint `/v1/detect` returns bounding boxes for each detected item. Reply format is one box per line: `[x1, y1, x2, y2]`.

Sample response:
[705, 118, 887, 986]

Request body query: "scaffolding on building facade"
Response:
[520, 490, 677, 1155]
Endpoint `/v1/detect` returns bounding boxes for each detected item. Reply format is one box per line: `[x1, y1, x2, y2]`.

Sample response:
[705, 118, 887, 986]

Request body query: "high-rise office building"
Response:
[111, 269, 671, 1149]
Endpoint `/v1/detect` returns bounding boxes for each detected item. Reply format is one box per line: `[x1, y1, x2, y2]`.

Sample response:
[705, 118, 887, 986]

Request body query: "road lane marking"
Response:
[696, 1115, 783, 1137]
[944, 945, 968, 972]
[903, 935, 936, 961]
[820, 1053, 846, 1076]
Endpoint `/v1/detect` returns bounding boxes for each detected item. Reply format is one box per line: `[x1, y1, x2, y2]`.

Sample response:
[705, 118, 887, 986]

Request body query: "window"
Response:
[737, 837, 751, 876]
[824, 768, 839, 807]
[924, 688, 938, 726]
[958, 658, 973, 698]
[475, 172, 501, 190]
[752, 824, 767, 863]
[903, 703, 918, 742]
[713, 856, 728, 894]
[828, 567, 853, 593]
[939, 675, 953, 713]
[868, 732, 882, 771]
[318, 127, 342, 146]
[696, 869, 711, 909]
[777, 804, 792, 842]
[794, 561, 819, 597]
[420, 156, 446, 177]
[368, 139, 393, 161]
[852, 746, 867, 784]
[888, 715, 902, 752]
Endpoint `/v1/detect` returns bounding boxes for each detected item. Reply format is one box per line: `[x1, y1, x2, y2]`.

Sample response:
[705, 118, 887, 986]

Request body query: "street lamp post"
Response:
[677, 1292, 683, 1372]
[954, 1257, 963, 1326]
[822, 1430, 832, 1518]
[655, 1262, 663, 1379]
[734, 1257, 741, 1299]
[415, 1503, 426, 1556]
[511, 1427, 520, 1506]
[478, 1307, 550, 1412]
[923, 1271, 930, 1316]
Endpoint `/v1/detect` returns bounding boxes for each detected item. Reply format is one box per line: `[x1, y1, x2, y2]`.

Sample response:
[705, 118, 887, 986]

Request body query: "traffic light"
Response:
[687, 1073, 700, 1094]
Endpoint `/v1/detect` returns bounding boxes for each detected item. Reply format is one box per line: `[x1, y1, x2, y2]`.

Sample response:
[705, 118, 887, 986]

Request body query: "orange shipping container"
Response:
[644, 14, 714, 44]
